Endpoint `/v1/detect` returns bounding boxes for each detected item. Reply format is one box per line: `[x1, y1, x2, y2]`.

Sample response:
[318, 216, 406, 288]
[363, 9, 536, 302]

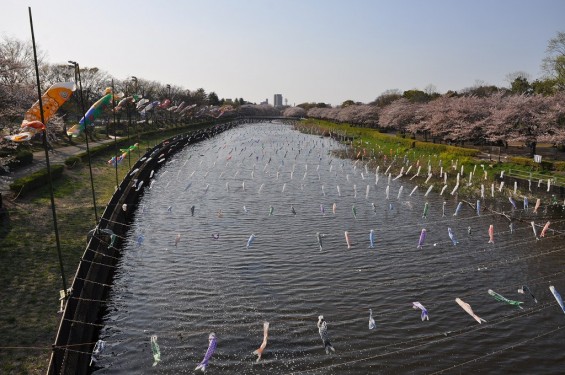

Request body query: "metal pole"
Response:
[136, 102, 141, 159]
[111, 79, 119, 188]
[28, 7, 67, 291]
[70, 61, 99, 224]
[131, 77, 140, 162]
[167, 84, 171, 126]
[127, 100, 132, 169]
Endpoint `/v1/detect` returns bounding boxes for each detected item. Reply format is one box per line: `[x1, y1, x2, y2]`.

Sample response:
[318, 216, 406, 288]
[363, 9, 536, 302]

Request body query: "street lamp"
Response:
[68, 60, 99, 224]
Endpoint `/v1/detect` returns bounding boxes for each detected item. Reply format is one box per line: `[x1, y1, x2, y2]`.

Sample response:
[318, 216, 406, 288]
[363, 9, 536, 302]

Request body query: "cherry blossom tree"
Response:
[443, 95, 492, 145]
[355, 105, 379, 128]
[283, 106, 306, 118]
[0, 37, 38, 147]
[0, 37, 39, 87]
[336, 104, 362, 123]
[379, 98, 422, 134]
[487, 94, 554, 155]
[307, 107, 340, 122]
[540, 91, 565, 145]
[238, 104, 280, 117]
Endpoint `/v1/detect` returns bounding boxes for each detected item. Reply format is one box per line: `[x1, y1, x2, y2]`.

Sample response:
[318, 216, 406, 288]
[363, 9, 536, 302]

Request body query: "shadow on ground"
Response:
[0, 200, 9, 241]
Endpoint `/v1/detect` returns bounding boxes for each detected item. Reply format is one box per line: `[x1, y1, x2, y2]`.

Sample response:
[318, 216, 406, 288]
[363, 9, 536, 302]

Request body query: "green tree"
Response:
[542, 31, 565, 91]
[297, 102, 317, 111]
[402, 89, 429, 103]
[208, 91, 220, 106]
[531, 78, 557, 95]
[424, 84, 440, 98]
[461, 81, 501, 97]
[190, 88, 207, 106]
[510, 76, 532, 94]
[369, 89, 402, 107]
[341, 99, 355, 107]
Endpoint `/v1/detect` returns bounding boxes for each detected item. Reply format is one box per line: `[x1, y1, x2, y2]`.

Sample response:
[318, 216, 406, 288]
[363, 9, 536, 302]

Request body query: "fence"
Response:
[507, 169, 565, 189]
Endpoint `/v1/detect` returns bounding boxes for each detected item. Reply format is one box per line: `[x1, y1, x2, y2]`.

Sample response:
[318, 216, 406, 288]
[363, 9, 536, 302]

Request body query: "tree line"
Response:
[300, 31, 565, 156]
[0, 36, 277, 147]
[2, 31, 565, 158]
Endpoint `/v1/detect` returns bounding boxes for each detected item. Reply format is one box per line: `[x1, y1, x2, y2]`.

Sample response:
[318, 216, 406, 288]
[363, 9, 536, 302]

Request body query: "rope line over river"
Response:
[87, 123, 565, 374]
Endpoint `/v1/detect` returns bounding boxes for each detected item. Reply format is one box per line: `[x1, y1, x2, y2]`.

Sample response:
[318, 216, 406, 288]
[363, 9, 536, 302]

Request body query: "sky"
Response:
[1, 0, 564, 106]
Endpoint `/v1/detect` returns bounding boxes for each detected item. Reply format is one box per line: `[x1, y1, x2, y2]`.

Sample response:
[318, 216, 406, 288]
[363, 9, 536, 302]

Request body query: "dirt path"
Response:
[0, 137, 119, 196]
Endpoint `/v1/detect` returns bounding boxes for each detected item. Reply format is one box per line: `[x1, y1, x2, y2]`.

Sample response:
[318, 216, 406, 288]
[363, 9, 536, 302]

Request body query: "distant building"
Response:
[260, 98, 269, 105]
[274, 94, 283, 107]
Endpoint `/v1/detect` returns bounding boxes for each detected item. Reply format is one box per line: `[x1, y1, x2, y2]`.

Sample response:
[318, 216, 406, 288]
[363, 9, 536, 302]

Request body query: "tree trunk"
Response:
[87, 127, 95, 142]
[63, 124, 73, 144]
[530, 141, 537, 157]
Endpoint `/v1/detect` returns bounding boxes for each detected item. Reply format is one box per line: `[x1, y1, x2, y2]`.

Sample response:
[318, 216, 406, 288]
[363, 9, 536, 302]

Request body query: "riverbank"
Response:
[296, 119, 565, 203]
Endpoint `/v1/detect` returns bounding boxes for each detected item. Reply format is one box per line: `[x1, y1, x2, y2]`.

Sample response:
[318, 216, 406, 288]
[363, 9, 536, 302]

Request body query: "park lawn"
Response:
[0, 147, 132, 374]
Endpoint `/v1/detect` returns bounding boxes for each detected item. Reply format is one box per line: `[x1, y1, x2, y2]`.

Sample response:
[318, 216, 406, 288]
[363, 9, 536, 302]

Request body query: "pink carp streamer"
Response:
[253, 322, 270, 362]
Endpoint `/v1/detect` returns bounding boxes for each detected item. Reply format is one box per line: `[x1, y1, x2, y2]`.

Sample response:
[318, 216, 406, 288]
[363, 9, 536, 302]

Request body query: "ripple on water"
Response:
[94, 123, 565, 374]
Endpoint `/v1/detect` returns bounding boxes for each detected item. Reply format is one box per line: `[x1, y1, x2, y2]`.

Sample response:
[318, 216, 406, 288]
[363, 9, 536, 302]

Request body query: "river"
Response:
[93, 122, 565, 374]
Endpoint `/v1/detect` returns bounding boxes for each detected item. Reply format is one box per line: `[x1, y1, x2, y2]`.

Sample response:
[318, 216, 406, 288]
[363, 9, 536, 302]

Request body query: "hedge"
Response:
[509, 156, 554, 171]
[14, 150, 33, 166]
[9, 164, 64, 196]
[553, 161, 565, 172]
[414, 141, 480, 157]
[0, 150, 33, 172]
[64, 156, 82, 168]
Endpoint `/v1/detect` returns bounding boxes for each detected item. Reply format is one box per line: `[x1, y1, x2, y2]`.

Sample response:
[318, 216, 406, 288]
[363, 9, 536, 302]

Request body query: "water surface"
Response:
[94, 123, 565, 374]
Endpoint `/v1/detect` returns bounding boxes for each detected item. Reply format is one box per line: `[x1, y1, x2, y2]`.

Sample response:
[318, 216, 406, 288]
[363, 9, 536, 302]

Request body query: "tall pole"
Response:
[128, 77, 138, 169]
[166, 84, 171, 126]
[28, 7, 67, 292]
[69, 60, 99, 224]
[111, 79, 119, 188]
[136, 84, 142, 159]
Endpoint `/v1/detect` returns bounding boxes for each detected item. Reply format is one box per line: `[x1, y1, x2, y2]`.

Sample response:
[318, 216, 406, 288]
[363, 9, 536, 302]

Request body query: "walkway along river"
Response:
[91, 122, 565, 374]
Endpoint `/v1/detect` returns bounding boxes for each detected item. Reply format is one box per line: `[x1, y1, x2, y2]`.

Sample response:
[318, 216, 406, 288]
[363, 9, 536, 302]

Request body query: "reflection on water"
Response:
[94, 123, 565, 374]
